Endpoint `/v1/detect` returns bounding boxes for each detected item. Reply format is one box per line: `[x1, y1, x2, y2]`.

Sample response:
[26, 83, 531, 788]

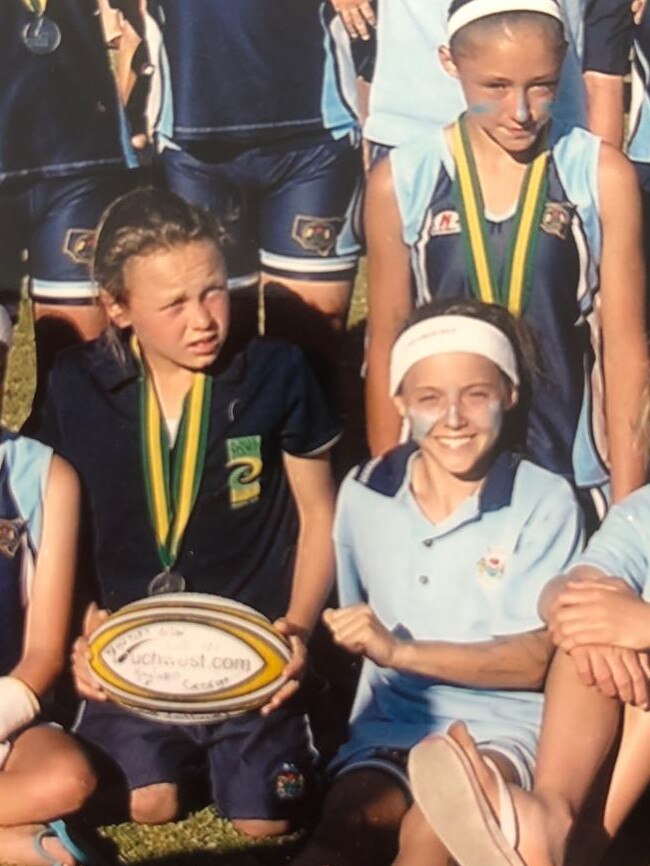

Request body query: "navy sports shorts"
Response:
[74, 699, 318, 821]
[0, 170, 138, 309]
[162, 131, 363, 290]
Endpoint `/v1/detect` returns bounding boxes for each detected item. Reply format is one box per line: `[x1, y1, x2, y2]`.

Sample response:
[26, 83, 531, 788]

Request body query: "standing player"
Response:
[144, 0, 363, 365]
[0, 0, 143, 392]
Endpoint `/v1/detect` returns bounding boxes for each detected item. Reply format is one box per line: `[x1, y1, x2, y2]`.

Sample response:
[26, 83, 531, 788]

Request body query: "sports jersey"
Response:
[147, 0, 359, 145]
[0, 0, 137, 185]
[366, 0, 632, 148]
[0, 433, 52, 675]
[36, 333, 339, 615]
[390, 124, 606, 492]
[330, 446, 583, 773]
[629, 6, 650, 165]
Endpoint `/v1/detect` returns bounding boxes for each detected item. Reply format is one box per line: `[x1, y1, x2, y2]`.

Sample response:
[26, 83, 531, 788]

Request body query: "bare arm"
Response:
[13, 456, 80, 696]
[365, 157, 413, 455]
[584, 72, 626, 148]
[323, 604, 553, 690]
[598, 143, 649, 501]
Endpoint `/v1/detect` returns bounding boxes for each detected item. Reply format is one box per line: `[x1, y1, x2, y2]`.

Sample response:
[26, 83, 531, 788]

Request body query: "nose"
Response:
[445, 400, 464, 429]
[511, 88, 530, 123]
[190, 298, 214, 330]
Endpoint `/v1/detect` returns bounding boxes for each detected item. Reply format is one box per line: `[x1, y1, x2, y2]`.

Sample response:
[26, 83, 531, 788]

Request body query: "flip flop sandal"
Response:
[408, 733, 525, 866]
[33, 819, 110, 866]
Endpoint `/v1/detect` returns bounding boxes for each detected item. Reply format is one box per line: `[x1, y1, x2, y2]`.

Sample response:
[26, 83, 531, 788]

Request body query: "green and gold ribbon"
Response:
[452, 113, 549, 316]
[132, 337, 212, 571]
[21, 0, 48, 16]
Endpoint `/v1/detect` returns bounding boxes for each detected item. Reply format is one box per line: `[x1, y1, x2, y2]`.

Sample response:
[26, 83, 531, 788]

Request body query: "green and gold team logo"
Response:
[226, 436, 262, 508]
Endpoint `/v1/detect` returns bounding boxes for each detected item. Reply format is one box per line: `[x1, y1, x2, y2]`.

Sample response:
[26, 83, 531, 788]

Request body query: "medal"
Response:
[20, 1, 61, 54]
[133, 336, 213, 591]
[148, 570, 187, 596]
[452, 114, 549, 316]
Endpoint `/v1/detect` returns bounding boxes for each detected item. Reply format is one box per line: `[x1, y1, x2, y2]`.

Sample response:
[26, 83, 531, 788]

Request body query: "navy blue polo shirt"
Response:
[0, 0, 136, 184]
[38, 334, 339, 617]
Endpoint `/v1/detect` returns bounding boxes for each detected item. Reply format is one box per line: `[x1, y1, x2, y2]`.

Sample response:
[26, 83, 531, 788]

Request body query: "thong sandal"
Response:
[408, 733, 525, 866]
[33, 819, 108, 866]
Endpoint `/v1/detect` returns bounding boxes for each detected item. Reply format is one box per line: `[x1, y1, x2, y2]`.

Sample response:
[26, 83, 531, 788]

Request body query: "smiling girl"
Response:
[364, 0, 647, 523]
[288, 300, 584, 866]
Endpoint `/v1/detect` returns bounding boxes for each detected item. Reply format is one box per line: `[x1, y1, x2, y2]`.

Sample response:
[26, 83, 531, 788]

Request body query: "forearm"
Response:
[365, 337, 403, 455]
[11, 647, 65, 698]
[389, 630, 553, 690]
[285, 513, 336, 639]
[584, 72, 625, 148]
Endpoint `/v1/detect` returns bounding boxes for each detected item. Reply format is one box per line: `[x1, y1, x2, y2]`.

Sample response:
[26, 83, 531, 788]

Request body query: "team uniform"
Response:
[145, 0, 363, 289]
[0, 433, 52, 767]
[365, 0, 631, 152]
[37, 332, 339, 819]
[0, 0, 139, 311]
[329, 445, 583, 791]
[390, 124, 610, 519]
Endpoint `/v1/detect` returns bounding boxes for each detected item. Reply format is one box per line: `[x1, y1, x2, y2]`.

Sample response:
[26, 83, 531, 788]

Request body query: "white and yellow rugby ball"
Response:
[87, 594, 291, 724]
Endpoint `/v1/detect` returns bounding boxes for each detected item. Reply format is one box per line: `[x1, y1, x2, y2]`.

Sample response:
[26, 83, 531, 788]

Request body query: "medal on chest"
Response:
[20, 0, 61, 54]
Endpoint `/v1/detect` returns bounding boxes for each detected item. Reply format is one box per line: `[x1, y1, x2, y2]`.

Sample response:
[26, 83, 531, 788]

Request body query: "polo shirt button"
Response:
[423, 538, 434, 547]
[418, 575, 430, 586]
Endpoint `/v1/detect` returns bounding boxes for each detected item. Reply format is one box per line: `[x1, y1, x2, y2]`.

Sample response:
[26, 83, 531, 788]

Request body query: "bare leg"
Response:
[423, 652, 622, 866]
[0, 726, 96, 866]
[130, 783, 180, 825]
[395, 751, 518, 866]
[291, 769, 408, 866]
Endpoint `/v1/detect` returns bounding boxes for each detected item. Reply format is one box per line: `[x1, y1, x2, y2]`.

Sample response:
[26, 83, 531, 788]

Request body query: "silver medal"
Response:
[148, 570, 186, 596]
[22, 15, 61, 54]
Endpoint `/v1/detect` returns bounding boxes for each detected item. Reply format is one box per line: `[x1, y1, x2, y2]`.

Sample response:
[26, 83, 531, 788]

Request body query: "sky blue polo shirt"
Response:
[578, 485, 650, 598]
[332, 445, 584, 767]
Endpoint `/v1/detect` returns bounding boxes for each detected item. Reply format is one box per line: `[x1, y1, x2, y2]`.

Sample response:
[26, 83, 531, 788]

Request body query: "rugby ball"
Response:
[87, 594, 291, 724]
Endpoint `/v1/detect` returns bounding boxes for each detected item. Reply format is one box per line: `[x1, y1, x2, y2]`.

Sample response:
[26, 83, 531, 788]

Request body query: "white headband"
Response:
[448, 0, 563, 39]
[389, 315, 519, 396]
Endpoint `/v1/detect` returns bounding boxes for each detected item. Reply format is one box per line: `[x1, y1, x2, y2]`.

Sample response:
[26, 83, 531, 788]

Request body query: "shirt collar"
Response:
[356, 443, 519, 514]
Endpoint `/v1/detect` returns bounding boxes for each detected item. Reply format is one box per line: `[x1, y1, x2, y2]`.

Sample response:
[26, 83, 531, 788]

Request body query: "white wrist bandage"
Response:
[0, 676, 40, 742]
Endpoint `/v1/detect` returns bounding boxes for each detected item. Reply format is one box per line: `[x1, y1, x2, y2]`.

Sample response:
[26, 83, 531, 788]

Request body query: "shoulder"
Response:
[512, 460, 579, 513]
[606, 484, 650, 524]
[348, 443, 417, 498]
[222, 337, 315, 389]
[0, 431, 53, 479]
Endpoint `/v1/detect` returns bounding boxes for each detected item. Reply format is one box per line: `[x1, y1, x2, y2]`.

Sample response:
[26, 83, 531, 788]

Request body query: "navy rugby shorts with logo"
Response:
[162, 130, 363, 290]
[0, 170, 136, 313]
[74, 699, 318, 820]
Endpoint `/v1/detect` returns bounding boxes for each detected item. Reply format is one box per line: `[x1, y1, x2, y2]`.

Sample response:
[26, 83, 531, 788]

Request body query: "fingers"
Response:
[588, 647, 649, 708]
[260, 678, 300, 716]
[333, 0, 376, 40]
[82, 602, 110, 638]
[71, 636, 107, 702]
[568, 647, 596, 687]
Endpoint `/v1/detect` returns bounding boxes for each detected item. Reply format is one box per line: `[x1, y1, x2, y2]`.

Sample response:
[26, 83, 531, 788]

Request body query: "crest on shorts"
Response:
[63, 229, 97, 265]
[477, 548, 507, 582]
[540, 202, 572, 240]
[0, 518, 25, 559]
[274, 763, 306, 801]
[430, 210, 461, 237]
[225, 435, 262, 509]
[292, 216, 344, 256]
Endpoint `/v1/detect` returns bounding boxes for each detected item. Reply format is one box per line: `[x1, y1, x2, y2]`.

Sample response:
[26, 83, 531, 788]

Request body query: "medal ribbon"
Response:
[132, 337, 212, 571]
[452, 113, 549, 316]
[21, 0, 48, 16]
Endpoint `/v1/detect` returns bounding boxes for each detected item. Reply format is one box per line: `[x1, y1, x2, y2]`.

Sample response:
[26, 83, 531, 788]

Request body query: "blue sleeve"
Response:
[577, 490, 650, 595]
[492, 478, 584, 635]
[333, 473, 367, 607]
[583, 0, 634, 74]
[280, 345, 341, 457]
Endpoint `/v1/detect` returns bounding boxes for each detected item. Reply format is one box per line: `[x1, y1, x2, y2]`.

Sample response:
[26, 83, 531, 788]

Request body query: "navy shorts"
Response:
[74, 699, 318, 821]
[0, 170, 137, 309]
[162, 132, 363, 290]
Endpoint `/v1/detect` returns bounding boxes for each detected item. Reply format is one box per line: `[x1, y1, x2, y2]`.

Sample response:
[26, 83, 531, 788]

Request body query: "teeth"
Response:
[437, 437, 471, 450]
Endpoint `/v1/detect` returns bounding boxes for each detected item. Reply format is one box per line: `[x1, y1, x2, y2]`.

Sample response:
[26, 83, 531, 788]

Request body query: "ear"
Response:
[505, 383, 519, 411]
[392, 394, 407, 419]
[438, 45, 460, 79]
[100, 289, 132, 329]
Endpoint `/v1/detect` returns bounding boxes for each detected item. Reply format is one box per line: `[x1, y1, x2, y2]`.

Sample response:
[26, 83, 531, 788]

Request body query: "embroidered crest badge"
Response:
[292, 216, 344, 256]
[430, 210, 461, 237]
[226, 435, 262, 509]
[540, 202, 572, 241]
[275, 763, 306, 801]
[477, 548, 507, 582]
[0, 518, 25, 559]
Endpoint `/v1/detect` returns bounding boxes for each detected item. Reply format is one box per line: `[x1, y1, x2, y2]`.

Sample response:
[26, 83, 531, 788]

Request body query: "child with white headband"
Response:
[288, 299, 583, 866]
[364, 0, 647, 530]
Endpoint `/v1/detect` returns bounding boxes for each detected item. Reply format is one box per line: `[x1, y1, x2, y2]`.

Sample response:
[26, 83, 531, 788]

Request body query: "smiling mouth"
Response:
[436, 436, 473, 450]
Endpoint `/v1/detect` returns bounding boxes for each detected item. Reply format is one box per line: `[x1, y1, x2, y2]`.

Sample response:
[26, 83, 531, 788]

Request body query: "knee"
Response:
[36, 753, 97, 816]
[231, 818, 291, 839]
[130, 784, 179, 825]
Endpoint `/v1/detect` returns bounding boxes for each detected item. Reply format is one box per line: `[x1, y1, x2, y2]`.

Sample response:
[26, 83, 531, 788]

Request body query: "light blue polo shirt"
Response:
[577, 485, 650, 597]
[332, 445, 584, 770]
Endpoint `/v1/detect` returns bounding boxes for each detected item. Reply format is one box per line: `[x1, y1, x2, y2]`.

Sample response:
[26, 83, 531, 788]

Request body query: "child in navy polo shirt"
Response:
[0, 308, 98, 866]
[37, 188, 338, 837]
[289, 298, 584, 866]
